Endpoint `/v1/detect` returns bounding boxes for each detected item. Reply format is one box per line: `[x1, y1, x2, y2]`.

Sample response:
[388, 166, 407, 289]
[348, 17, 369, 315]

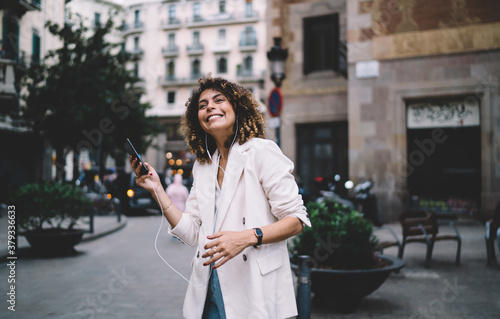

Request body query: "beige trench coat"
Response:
[169, 138, 311, 319]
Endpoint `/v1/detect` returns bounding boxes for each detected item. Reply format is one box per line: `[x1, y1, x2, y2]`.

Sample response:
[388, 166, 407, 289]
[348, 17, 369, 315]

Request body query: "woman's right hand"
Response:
[129, 156, 161, 194]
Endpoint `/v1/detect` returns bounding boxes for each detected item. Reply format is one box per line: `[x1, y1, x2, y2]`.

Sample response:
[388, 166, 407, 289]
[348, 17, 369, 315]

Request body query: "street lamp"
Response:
[267, 38, 288, 88]
[267, 38, 288, 147]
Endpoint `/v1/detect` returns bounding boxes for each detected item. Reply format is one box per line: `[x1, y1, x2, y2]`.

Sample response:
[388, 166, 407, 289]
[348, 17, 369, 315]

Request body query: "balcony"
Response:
[187, 13, 251, 28]
[161, 18, 181, 30]
[159, 75, 177, 86]
[128, 48, 144, 60]
[236, 69, 262, 83]
[158, 75, 199, 87]
[162, 45, 179, 58]
[1, 0, 41, 16]
[239, 38, 258, 52]
[121, 21, 144, 35]
[240, 11, 259, 22]
[186, 43, 204, 56]
[190, 72, 203, 80]
[211, 41, 231, 54]
[189, 15, 205, 25]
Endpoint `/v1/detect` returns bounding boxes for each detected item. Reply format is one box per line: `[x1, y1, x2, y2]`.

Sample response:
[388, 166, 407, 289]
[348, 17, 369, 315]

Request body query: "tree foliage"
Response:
[21, 12, 159, 181]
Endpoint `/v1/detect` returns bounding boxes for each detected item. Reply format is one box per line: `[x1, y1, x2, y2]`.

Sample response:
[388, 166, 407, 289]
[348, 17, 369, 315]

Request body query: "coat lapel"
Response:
[214, 142, 248, 232]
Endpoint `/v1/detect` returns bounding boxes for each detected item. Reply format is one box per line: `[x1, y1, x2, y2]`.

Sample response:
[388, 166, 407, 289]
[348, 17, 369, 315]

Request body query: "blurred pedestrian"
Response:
[130, 75, 310, 318]
[166, 173, 189, 212]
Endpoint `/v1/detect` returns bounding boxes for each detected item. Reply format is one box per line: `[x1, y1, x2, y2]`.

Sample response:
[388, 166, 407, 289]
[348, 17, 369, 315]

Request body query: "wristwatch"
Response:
[253, 228, 263, 248]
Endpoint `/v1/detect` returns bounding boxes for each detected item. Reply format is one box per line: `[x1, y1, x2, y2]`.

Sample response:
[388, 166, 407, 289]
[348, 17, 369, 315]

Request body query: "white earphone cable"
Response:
[151, 181, 212, 288]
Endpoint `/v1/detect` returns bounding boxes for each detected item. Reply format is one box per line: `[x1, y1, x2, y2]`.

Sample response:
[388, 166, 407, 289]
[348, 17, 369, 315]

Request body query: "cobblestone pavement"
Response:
[1, 215, 193, 319]
[1, 215, 499, 319]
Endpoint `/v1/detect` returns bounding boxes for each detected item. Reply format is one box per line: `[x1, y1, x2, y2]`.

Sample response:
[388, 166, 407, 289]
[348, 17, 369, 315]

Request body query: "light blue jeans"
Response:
[202, 269, 226, 319]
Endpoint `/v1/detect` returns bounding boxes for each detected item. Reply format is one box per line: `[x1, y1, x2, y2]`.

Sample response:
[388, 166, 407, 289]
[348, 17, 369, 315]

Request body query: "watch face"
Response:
[255, 228, 263, 236]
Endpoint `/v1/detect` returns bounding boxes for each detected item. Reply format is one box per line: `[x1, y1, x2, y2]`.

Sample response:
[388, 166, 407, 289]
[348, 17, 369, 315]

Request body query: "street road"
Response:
[1, 216, 195, 319]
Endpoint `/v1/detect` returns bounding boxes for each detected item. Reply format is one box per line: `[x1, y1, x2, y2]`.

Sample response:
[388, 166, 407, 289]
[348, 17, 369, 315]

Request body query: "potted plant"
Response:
[12, 182, 92, 255]
[290, 199, 405, 313]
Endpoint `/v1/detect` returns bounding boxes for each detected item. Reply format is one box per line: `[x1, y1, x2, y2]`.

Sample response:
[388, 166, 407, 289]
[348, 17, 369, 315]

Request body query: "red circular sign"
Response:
[267, 87, 283, 117]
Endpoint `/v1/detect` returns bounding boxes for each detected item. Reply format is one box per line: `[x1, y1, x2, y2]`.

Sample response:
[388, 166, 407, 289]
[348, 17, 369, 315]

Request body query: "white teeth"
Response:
[207, 115, 223, 121]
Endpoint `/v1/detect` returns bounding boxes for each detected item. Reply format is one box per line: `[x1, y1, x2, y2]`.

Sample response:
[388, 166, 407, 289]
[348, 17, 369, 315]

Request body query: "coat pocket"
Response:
[256, 247, 284, 276]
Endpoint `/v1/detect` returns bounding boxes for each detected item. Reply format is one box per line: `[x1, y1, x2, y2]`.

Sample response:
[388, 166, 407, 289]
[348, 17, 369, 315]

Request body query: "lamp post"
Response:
[267, 37, 288, 147]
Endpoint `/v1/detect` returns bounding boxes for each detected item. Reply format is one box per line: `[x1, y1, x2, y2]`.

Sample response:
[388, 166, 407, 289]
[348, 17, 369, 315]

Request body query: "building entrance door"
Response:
[406, 97, 481, 216]
[296, 121, 348, 201]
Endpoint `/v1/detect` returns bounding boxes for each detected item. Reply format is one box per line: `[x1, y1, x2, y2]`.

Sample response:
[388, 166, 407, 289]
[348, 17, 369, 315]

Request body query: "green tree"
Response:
[21, 12, 159, 182]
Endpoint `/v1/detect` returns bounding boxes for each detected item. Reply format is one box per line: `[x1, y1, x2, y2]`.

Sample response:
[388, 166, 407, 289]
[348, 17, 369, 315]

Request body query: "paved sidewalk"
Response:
[1, 212, 499, 318]
[0, 205, 127, 259]
[309, 220, 500, 319]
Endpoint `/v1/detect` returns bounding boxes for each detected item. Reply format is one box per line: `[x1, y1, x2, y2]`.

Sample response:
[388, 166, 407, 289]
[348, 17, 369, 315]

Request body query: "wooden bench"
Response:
[398, 210, 461, 268]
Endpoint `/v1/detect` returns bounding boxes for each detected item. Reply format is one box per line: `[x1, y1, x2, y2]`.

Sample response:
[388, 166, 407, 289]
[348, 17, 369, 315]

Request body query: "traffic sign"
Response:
[267, 87, 283, 118]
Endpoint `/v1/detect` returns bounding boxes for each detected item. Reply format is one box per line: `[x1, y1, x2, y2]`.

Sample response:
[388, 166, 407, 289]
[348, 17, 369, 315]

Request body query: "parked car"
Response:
[113, 172, 168, 215]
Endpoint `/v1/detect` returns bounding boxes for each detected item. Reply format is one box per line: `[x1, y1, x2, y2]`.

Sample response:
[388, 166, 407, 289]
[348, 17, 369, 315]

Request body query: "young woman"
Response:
[131, 76, 310, 318]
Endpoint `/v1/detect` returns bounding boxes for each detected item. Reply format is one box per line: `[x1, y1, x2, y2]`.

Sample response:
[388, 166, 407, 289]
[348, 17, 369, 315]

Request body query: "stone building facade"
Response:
[347, 0, 500, 220]
[266, 0, 349, 203]
[270, 0, 500, 221]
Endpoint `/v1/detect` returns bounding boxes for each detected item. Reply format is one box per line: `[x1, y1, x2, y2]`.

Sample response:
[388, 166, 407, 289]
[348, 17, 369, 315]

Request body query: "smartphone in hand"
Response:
[124, 138, 149, 176]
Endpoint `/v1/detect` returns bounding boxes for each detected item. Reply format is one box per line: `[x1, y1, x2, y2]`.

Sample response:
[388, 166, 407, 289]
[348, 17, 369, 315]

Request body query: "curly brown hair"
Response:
[181, 75, 265, 164]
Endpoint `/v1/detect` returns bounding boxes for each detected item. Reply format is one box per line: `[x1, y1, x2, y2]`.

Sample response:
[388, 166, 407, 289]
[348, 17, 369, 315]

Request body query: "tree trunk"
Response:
[73, 151, 80, 183]
[55, 147, 66, 182]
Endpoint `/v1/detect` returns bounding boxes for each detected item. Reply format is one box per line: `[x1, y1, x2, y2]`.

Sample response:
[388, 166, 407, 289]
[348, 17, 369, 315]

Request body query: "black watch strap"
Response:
[253, 228, 263, 248]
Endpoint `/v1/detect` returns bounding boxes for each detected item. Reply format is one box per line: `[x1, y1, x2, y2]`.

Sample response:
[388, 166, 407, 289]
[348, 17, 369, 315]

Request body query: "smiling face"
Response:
[197, 88, 236, 142]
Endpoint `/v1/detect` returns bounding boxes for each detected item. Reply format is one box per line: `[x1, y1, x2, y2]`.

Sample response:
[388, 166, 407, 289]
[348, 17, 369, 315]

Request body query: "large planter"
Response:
[309, 254, 405, 313]
[23, 229, 85, 256]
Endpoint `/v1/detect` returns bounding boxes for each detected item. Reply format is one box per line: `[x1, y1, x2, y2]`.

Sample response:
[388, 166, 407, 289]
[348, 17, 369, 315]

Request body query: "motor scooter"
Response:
[316, 174, 356, 209]
[353, 181, 384, 227]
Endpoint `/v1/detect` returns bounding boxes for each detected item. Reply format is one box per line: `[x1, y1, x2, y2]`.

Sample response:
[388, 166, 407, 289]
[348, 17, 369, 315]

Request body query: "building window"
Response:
[169, 5, 176, 20]
[218, 29, 226, 41]
[2, 15, 19, 61]
[193, 31, 200, 45]
[245, 0, 253, 17]
[167, 91, 176, 104]
[240, 26, 257, 46]
[243, 55, 253, 74]
[191, 59, 201, 78]
[217, 56, 227, 74]
[168, 33, 175, 47]
[32, 31, 41, 64]
[134, 10, 140, 24]
[133, 36, 140, 51]
[219, 1, 226, 14]
[303, 14, 339, 74]
[94, 12, 101, 28]
[167, 61, 175, 80]
[193, 3, 201, 21]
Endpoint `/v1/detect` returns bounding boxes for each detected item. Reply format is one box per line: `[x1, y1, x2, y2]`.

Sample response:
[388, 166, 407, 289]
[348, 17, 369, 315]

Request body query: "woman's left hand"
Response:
[202, 230, 256, 269]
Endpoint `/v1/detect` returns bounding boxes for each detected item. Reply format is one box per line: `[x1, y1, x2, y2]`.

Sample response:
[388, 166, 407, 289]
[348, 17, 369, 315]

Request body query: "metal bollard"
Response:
[88, 209, 94, 233]
[296, 255, 311, 319]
